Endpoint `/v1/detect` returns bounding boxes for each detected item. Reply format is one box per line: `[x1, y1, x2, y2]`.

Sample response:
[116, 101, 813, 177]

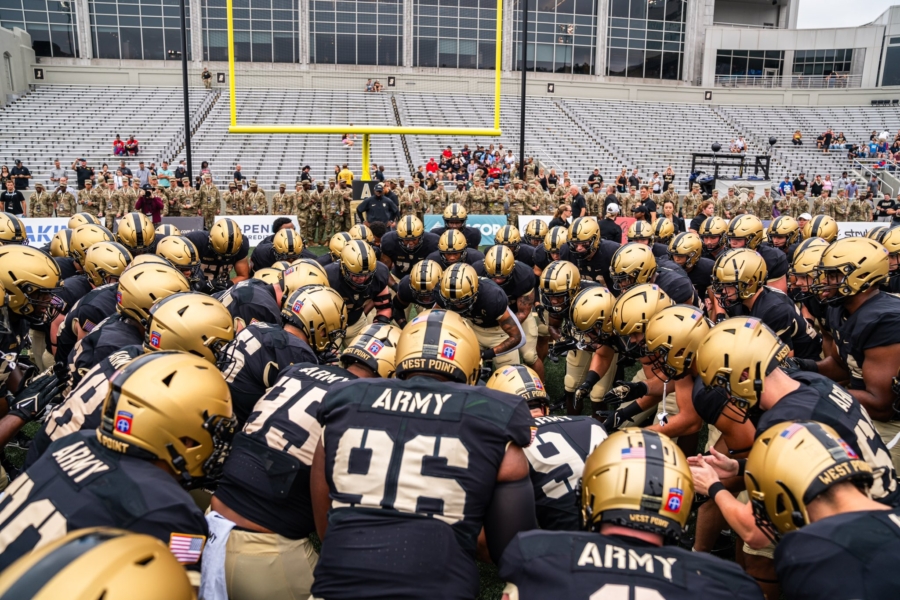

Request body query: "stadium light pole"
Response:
[518, 0, 528, 177]
[179, 0, 193, 182]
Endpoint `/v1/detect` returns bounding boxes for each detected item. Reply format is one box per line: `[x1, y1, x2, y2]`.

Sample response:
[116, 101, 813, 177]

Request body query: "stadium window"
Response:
[606, 0, 685, 80]
[0, 0, 78, 57]
[311, 0, 400, 66]
[715, 49, 784, 78]
[883, 46, 900, 87]
[203, 0, 298, 63]
[513, 0, 596, 74]
[413, 0, 497, 70]
[791, 48, 852, 76]
[89, 0, 191, 61]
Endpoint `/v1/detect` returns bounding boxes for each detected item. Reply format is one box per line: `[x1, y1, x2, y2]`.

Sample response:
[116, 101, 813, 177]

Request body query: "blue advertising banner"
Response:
[424, 215, 508, 246]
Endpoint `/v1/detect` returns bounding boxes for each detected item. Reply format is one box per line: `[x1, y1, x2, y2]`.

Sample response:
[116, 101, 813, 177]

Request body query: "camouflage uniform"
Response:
[756, 193, 774, 220]
[122, 183, 139, 213]
[310, 183, 327, 241]
[467, 180, 487, 215]
[199, 176, 221, 230]
[223, 184, 242, 216]
[486, 184, 505, 215]
[165, 180, 184, 217]
[177, 178, 197, 216]
[811, 194, 829, 217]
[827, 195, 849, 221]
[78, 181, 99, 217]
[322, 180, 343, 239]
[525, 184, 543, 216]
[449, 184, 468, 208]
[792, 193, 810, 219]
[848, 199, 870, 222]
[97, 184, 124, 231]
[428, 184, 448, 214]
[620, 192, 640, 218]
[411, 182, 428, 221]
[682, 187, 703, 219]
[28, 184, 53, 218]
[718, 191, 741, 219]
[584, 188, 599, 216]
[242, 181, 266, 216]
[272, 184, 292, 216]
[294, 182, 314, 242]
[509, 181, 528, 227]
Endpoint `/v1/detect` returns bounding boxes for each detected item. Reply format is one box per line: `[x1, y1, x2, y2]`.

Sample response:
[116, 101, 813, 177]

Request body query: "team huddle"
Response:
[0, 203, 896, 600]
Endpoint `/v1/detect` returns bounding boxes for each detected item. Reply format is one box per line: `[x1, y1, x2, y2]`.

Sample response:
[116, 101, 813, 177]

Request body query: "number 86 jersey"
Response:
[312, 377, 533, 600]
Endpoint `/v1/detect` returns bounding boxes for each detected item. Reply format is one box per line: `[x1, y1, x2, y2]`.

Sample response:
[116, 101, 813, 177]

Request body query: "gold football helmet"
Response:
[438, 262, 479, 314]
[610, 243, 657, 291]
[97, 351, 236, 487]
[495, 225, 521, 253]
[745, 421, 873, 542]
[396, 215, 425, 252]
[653, 217, 676, 245]
[726, 214, 765, 249]
[694, 316, 789, 422]
[812, 237, 888, 304]
[409, 259, 443, 306]
[252, 267, 281, 284]
[394, 309, 481, 385]
[486, 364, 549, 410]
[116, 262, 191, 327]
[70, 223, 115, 266]
[49, 228, 74, 258]
[788, 240, 828, 302]
[128, 253, 171, 269]
[328, 232, 353, 260]
[155, 223, 181, 238]
[0, 528, 194, 600]
[802, 215, 838, 244]
[273, 228, 304, 261]
[880, 227, 900, 281]
[767, 215, 800, 250]
[711, 248, 767, 309]
[438, 229, 468, 265]
[543, 226, 568, 260]
[484, 245, 516, 285]
[524, 218, 549, 246]
[340, 322, 401, 378]
[281, 286, 348, 357]
[645, 304, 711, 382]
[271, 260, 291, 271]
[0, 245, 61, 323]
[698, 216, 728, 253]
[867, 225, 889, 242]
[155, 235, 201, 283]
[442, 203, 468, 228]
[349, 223, 375, 244]
[569, 286, 616, 348]
[208, 218, 243, 258]
[568, 217, 600, 258]
[144, 292, 234, 364]
[626, 220, 654, 244]
[116, 212, 156, 255]
[67, 212, 102, 229]
[340, 240, 378, 290]
[582, 429, 693, 542]
[539, 260, 580, 315]
[0, 212, 26, 245]
[83, 241, 132, 287]
[611, 283, 673, 357]
[668, 231, 703, 270]
[281, 259, 329, 302]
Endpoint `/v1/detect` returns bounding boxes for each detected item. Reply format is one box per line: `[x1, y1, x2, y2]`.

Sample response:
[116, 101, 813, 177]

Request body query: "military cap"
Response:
[329, 178, 336, 183]
[279, 182, 287, 188]
[182, 177, 191, 182]
[249, 179, 257, 185]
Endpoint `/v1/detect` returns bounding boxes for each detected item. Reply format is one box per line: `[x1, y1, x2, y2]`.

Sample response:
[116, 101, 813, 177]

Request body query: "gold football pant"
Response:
[619, 367, 680, 429]
[226, 530, 318, 600]
[470, 322, 520, 369]
[520, 312, 539, 367]
[563, 349, 617, 401]
[28, 328, 54, 371]
[343, 311, 374, 348]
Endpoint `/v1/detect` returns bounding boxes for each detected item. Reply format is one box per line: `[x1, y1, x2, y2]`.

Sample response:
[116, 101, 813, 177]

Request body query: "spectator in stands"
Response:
[876, 193, 895, 222]
[587, 168, 602, 186]
[548, 204, 571, 229]
[778, 175, 793, 196]
[650, 171, 662, 194]
[49, 159, 67, 187]
[233, 164, 244, 186]
[616, 168, 627, 193]
[690, 200, 715, 233]
[10, 160, 30, 191]
[628, 168, 641, 189]
[601, 203, 622, 242]
[125, 135, 139, 156]
[1, 180, 25, 215]
[338, 164, 354, 185]
[823, 174, 833, 193]
[112, 135, 125, 156]
[342, 132, 355, 148]
[662, 166, 675, 191]
[729, 139, 740, 153]
[793, 173, 808, 194]
[373, 80, 383, 92]
[868, 175, 881, 198]
[373, 165, 386, 183]
[845, 178, 859, 199]
[200, 161, 212, 183]
[835, 132, 847, 147]
[202, 68, 212, 89]
[119, 160, 132, 177]
[547, 168, 559, 189]
[135, 161, 151, 187]
[365, 79, 374, 92]
[810, 175, 824, 197]
[442, 146, 453, 160]
[157, 161, 173, 190]
[71, 158, 94, 190]
[114, 169, 125, 190]
[98, 163, 112, 182]
[487, 163, 501, 184]
[426, 158, 438, 176]
[822, 128, 833, 154]
[792, 130, 803, 145]
[868, 138, 880, 157]
[536, 167, 548, 191]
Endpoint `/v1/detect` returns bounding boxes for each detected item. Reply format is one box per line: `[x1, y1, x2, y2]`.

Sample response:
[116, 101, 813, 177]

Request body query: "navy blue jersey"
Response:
[651, 242, 670, 259]
[316, 253, 335, 267]
[0, 431, 207, 571]
[56, 283, 118, 363]
[576, 240, 621, 294]
[28, 345, 143, 469]
[213, 277, 281, 328]
[775, 507, 900, 600]
[686, 256, 715, 299]
[730, 287, 821, 360]
[217, 322, 318, 425]
[185, 229, 250, 283]
[53, 256, 78, 280]
[534, 242, 571, 270]
[654, 259, 699, 306]
[758, 243, 789, 281]
[882, 274, 900, 294]
[56, 273, 93, 314]
[325, 261, 392, 324]
[525, 415, 607, 531]
[68, 313, 142, 387]
[248, 238, 316, 274]
[511, 243, 536, 268]
[759, 371, 899, 505]
[431, 225, 481, 249]
[312, 377, 532, 600]
[500, 530, 764, 600]
[380, 231, 440, 277]
[216, 363, 355, 539]
[425, 248, 486, 271]
[395, 274, 435, 310]
[434, 277, 510, 328]
[827, 292, 900, 389]
[472, 260, 536, 310]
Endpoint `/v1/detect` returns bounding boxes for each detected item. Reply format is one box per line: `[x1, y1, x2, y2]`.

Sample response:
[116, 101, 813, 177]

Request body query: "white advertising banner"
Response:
[214, 215, 299, 247]
[21, 218, 70, 246]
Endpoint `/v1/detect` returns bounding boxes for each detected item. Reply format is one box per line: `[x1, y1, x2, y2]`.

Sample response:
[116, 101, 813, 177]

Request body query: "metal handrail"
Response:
[714, 74, 862, 89]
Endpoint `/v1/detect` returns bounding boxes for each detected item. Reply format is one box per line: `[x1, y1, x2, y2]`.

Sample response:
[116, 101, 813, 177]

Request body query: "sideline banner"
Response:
[517, 215, 636, 244]
[21, 218, 69, 246]
[424, 215, 508, 246]
[214, 215, 299, 247]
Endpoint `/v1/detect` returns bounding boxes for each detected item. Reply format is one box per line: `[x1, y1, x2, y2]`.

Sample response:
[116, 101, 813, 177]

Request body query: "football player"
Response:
[878, 225, 900, 294]
[27, 292, 234, 467]
[724, 215, 789, 292]
[792, 214, 838, 259]
[697, 216, 728, 261]
[185, 218, 251, 292]
[427, 229, 485, 269]
[309, 309, 535, 599]
[435, 263, 524, 369]
[533, 226, 570, 276]
[500, 429, 763, 600]
[567, 217, 621, 290]
[652, 217, 676, 257]
[379, 215, 440, 281]
[206, 324, 400, 600]
[68, 262, 190, 385]
[474, 245, 542, 378]
[57, 223, 115, 313]
[249, 227, 316, 274]
[316, 232, 352, 268]
[625, 220, 661, 256]
[218, 285, 346, 425]
[609, 243, 698, 305]
[765, 215, 800, 256]
[116, 211, 156, 256]
[711, 248, 821, 359]
[0, 351, 236, 578]
[493, 225, 536, 268]
[668, 231, 715, 300]
[568, 286, 619, 417]
[488, 364, 608, 531]
[391, 259, 442, 327]
[47, 227, 77, 278]
[786, 238, 833, 354]
[324, 240, 392, 341]
[430, 203, 482, 249]
[523, 218, 548, 249]
[156, 234, 203, 287]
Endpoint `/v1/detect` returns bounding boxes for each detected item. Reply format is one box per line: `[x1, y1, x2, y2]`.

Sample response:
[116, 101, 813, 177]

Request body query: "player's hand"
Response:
[8, 371, 64, 422]
[688, 460, 722, 497]
[574, 382, 592, 405]
[688, 448, 740, 479]
[781, 356, 819, 373]
[601, 380, 647, 406]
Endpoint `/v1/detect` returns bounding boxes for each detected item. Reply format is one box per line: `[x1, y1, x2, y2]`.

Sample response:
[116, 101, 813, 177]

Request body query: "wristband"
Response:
[581, 370, 601, 390]
[617, 399, 644, 421]
[736, 458, 747, 477]
[708, 481, 726, 501]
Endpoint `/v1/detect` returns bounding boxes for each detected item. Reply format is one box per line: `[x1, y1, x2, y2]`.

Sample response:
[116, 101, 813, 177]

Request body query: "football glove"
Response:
[8, 371, 65, 423]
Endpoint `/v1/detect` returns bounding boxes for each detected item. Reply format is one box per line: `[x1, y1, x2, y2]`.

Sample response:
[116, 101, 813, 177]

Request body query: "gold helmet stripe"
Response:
[639, 430, 666, 512]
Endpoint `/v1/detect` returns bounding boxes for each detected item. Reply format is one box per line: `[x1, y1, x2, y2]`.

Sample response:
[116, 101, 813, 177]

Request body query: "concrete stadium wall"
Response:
[0, 27, 35, 104]
[26, 60, 900, 107]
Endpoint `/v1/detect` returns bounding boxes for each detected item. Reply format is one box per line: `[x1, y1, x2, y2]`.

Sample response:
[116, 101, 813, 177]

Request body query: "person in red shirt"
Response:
[125, 135, 139, 156]
[442, 146, 453, 160]
[426, 158, 438, 174]
[112, 135, 125, 156]
[488, 164, 502, 183]
[134, 184, 163, 223]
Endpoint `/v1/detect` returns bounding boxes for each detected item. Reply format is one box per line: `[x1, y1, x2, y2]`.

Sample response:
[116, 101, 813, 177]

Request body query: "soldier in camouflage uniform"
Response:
[523, 158, 536, 183]
[450, 181, 468, 208]
[681, 183, 702, 220]
[742, 190, 757, 216]
[467, 178, 487, 215]
[792, 190, 810, 219]
[661, 186, 679, 214]
[524, 182, 543, 216]
[847, 194, 871, 222]
[485, 181, 503, 215]
[272, 183, 292, 216]
[322, 179, 343, 238]
[52, 177, 77, 218]
[312, 180, 333, 244]
[97, 178, 124, 230]
[755, 189, 774, 220]
[718, 187, 741, 219]
[619, 187, 640, 218]
[223, 182, 242, 216]
[199, 173, 221, 229]
[28, 182, 53, 218]
[812, 191, 830, 217]
[165, 178, 183, 217]
[337, 179, 353, 231]
[294, 181, 314, 242]
[411, 179, 428, 220]
[242, 179, 266, 216]
[428, 181, 448, 215]
[508, 179, 527, 226]
[827, 190, 850, 221]
[399, 184, 417, 218]
[310, 182, 327, 243]
[554, 181, 570, 205]
[123, 179, 140, 213]
[79, 179, 99, 217]
[585, 184, 599, 216]
[149, 176, 170, 214]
